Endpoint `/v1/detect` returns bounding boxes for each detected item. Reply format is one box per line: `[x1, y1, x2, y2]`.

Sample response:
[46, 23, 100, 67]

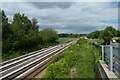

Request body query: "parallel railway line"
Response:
[0, 39, 78, 80]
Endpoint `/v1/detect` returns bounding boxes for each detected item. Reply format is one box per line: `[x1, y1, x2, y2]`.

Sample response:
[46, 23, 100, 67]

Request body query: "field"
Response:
[43, 39, 101, 78]
[58, 37, 76, 44]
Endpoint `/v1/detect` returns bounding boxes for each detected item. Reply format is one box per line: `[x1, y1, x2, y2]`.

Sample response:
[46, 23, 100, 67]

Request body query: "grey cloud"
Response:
[31, 2, 74, 9]
[39, 21, 99, 34]
[2, 2, 118, 33]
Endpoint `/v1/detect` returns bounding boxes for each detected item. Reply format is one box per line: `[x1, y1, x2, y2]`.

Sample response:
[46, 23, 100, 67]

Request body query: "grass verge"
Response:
[43, 39, 101, 78]
[58, 37, 76, 44]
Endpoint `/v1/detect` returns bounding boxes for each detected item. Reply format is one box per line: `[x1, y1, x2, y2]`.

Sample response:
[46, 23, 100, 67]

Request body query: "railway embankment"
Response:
[43, 39, 101, 78]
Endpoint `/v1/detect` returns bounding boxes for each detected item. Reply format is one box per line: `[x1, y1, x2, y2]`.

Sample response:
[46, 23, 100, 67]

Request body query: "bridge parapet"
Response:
[97, 42, 120, 79]
[98, 60, 119, 80]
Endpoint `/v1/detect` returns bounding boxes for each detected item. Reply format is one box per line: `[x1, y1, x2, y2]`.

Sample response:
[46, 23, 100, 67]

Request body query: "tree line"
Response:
[87, 26, 120, 44]
[58, 33, 83, 38]
[1, 10, 59, 55]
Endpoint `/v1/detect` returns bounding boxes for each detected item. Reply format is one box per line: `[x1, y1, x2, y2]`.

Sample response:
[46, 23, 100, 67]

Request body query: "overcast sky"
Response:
[1, 1, 119, 34]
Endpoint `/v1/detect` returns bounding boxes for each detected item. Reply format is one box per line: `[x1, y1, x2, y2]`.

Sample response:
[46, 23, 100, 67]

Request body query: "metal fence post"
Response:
[110, 46, 113, 71]
[102, 45, 104, 61]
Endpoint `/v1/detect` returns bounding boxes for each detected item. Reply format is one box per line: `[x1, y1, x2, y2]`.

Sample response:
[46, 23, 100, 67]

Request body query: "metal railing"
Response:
[101, 43, 120, 78]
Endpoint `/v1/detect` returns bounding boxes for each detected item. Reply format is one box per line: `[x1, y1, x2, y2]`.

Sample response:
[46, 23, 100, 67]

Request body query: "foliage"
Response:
[87, 26, 119, 45]
[58, 33, 83, 38]
[87, 30, 100, 39]
[100, 26, 117, 45]
[117, 30, 120, 37]
[43, 39, 101, 78]
[40, 28, 59, 45]
[58, 33, 70, 37]
[44, 58, 69, 78]
[69, 33, 82, 38]
[2, 10, 59, 61]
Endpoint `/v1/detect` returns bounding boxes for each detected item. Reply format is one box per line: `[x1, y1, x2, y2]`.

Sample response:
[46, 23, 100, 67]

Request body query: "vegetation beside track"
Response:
[43, 39, 101, 78]
[58, 37, 76, 44]
[2, 37, 75, 61]
[92, 39, 104, 45]
[87, 26, 120, 45]
[2, 10, 79, 61]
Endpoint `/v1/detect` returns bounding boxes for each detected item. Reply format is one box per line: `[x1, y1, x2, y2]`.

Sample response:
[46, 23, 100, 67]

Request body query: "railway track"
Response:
[0, 39, 78, 80]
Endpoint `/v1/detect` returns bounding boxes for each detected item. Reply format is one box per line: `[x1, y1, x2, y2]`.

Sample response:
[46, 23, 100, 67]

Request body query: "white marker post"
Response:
[110, 46, 113, 71]
[102, 45, 104, 61]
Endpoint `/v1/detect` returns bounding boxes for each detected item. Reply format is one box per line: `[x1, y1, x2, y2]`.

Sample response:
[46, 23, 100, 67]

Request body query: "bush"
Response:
[40, 28, 59, 45]
[44, 58, 69, 78]
[43, 39, 101, 78]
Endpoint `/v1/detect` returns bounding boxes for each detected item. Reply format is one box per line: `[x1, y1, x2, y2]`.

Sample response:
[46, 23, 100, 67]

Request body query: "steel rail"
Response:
[0, 45, 61, 71]
[1, 40, 78, 80]
[1, 44, 68, 79]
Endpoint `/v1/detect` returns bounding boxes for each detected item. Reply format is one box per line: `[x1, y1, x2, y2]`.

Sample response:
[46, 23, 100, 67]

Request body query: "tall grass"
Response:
[43, 39, 101, 78]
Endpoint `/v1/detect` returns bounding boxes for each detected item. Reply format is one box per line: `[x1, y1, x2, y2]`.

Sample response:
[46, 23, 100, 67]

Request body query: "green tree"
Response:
[2, 10, 11, 39]
[105, 26, 117, 37]
[2, 10, 13, 53]
[87, 30, 100, 39]
[31, 18, 39, 32]
[0, 10, 1, 41]
[101, 26, 117, 45]
[13, 13, 32, 34]
[10, 13, 32, 50]
[2, 12, 41, 53]
[40, 28, 59, 45]
[117, 30, 120, 37]
[2, 11, 59, 60]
